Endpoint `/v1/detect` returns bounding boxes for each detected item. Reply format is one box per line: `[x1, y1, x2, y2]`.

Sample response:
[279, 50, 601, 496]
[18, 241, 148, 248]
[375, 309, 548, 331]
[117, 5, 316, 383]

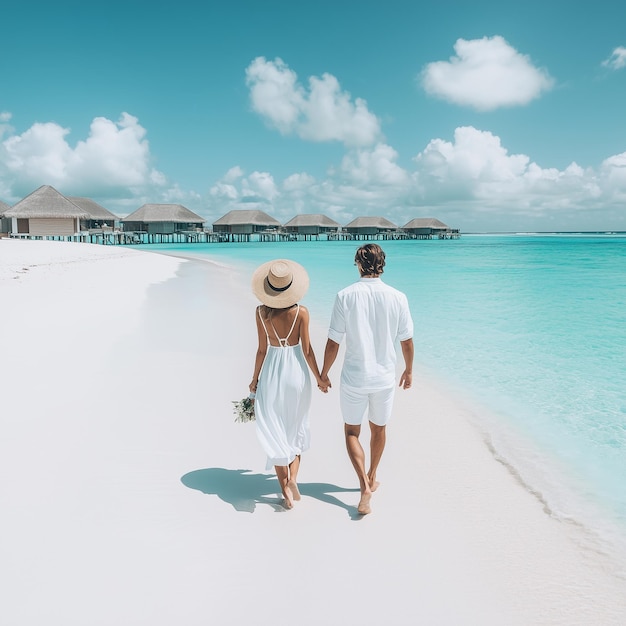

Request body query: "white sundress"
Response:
[255, 305, 312, 470]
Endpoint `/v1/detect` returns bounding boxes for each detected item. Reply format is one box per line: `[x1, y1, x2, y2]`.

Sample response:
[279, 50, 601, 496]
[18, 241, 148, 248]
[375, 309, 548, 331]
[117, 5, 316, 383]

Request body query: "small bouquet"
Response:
[232, 394, 256, 423]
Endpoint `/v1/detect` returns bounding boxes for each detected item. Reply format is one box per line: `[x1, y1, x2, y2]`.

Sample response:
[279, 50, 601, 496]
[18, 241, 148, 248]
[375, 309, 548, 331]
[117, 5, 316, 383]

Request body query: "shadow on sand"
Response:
[181, 468, 362, 519]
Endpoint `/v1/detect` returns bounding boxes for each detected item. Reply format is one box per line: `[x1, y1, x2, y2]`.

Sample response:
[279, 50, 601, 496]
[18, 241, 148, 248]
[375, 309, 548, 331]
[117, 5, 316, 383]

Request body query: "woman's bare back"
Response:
[259, 305, 304, 347]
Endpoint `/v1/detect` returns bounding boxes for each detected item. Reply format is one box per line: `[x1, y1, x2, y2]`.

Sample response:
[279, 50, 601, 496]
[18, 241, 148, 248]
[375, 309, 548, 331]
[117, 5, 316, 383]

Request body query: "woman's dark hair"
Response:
[355, 244, 385, 276]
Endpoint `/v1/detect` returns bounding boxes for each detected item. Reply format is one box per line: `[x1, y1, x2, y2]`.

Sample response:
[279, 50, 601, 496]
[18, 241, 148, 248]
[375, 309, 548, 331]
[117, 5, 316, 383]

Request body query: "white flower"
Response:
[232, 396, 255, 423]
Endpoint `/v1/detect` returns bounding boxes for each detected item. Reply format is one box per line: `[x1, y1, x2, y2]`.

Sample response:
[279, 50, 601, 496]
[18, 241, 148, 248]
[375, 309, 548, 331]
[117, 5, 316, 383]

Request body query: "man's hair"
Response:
[355, 244, 386, 276]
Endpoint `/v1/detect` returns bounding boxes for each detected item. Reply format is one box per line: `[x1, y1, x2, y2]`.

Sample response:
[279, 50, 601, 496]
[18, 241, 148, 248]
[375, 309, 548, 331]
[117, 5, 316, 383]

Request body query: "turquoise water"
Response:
[140, 235, 626, 551]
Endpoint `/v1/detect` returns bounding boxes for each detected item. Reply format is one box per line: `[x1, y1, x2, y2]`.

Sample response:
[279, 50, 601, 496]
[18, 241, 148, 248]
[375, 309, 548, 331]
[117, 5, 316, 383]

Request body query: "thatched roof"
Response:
[283, 213, 340, 228]
[68, 197, 118, 221]
[3, 185, 89, 219]
[121, 204, 204, 223]
[345, 216, 398, 229]
[403, 217, 449, 230]
[213, 209, 281, 227]
[0, 200, 10, 216]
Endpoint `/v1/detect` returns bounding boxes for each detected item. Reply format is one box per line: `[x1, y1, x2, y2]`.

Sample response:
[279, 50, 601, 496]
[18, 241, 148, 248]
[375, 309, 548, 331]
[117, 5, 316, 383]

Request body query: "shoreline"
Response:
[152, 244, 626, 571]
[123, 249, 626, 588]
[2, 239, 626, 624]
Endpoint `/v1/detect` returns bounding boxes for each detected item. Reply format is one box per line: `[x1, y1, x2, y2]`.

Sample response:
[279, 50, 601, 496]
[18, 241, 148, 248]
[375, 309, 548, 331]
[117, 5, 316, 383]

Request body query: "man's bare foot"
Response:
[287, 479, 301, 501]
[357, 492, 372, 515]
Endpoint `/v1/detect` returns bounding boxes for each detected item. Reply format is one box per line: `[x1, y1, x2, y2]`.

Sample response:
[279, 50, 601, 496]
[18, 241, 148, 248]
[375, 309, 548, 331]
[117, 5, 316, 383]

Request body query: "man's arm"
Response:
[399, 338, 414, 389]
[319, 338, 340, 392]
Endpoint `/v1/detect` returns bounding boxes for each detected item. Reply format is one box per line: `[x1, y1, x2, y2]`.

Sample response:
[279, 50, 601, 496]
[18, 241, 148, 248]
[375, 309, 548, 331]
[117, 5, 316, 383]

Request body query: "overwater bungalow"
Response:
[212, 209, 281, 241]
[3, 185, 89, 237]
[403, 217, 460, 239]
[69, 197, 119, 231]
[344, 216, 400, 239]
[283, 213, 341, 239]
[121, 204, 205, 235]
[0, 200, 11, 236]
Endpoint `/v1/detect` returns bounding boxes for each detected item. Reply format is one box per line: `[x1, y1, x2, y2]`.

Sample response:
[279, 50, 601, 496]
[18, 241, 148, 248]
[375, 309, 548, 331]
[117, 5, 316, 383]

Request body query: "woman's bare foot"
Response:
[369, 478, 380, 492]
[357, 491, 372, 515]
[287, 479, 301, 501]
[282, 483, 294, 509]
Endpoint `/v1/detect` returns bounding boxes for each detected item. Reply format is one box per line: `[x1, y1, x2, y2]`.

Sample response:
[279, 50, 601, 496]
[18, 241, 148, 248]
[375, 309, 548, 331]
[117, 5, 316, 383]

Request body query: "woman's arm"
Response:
[250, 307, 268, 393]
[298, 307, 323, 384]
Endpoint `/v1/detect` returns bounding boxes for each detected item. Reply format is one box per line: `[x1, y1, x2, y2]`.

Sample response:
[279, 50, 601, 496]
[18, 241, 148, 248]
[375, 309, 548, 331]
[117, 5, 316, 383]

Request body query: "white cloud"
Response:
[415, 127, 529, 184]
[210, 181, 239, 201]
[3, 122, 73, 183]
[602, 46, 626, 70]
[4, 107, 624, 232]
[242, 171, 279, 202]
[283, 172, 315, 192]
[245, 57, 381, 146]
[71, 114, 155, 189]
[159, 184, 202, 205]
[206, 145, 414, 224]
[0, 112, 169, 199]
[223, 166, 244, 183]
[340, 143, 410, 187]
[600, 152, 626, 202]
[410, 126, 625, 224]
[209, 168, 280, 217]
[204, 126, 626, 230]
[421, 36, 554, 111]
[0, 111, 12, 141]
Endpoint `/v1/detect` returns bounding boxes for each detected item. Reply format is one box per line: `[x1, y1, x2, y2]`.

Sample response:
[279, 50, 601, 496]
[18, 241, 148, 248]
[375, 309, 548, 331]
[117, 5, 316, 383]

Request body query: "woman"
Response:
[250, 259, 323, 509]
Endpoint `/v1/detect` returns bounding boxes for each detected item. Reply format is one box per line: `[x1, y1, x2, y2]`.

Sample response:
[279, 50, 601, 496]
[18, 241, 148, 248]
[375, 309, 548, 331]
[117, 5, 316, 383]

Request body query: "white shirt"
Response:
[328, 277, 414, 390]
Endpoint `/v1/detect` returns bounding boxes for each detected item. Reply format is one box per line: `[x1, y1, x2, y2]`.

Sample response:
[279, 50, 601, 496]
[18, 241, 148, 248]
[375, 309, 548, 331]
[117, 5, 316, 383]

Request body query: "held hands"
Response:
[399, 370, 412, 390]
[317, 375, 332, 393]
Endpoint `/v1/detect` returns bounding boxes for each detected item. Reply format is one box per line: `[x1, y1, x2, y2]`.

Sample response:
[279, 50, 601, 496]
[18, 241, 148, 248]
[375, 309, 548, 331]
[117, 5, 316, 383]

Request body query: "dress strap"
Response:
[268, 304, 300, 347]
[284, 304, 300, 342]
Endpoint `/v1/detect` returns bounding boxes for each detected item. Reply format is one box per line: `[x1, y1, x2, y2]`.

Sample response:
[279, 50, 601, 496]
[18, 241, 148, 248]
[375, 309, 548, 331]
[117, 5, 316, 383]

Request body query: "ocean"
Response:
[141, 234, 626, 557]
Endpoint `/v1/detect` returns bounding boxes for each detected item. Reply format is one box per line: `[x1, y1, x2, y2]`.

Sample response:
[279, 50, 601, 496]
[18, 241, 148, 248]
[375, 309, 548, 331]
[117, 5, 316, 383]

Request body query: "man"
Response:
[319, 244, 414, 515]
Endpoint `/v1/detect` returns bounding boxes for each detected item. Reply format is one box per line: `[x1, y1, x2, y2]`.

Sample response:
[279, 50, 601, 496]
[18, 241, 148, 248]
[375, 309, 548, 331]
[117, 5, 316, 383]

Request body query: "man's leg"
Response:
[367, 423, 386, 491]
[366, 386, 394, 492]
[344, 424, 373, 514]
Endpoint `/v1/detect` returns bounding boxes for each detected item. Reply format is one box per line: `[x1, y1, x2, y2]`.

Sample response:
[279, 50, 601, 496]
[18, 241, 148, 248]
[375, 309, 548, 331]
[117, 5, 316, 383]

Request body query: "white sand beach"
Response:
[1, 239, 625, 626]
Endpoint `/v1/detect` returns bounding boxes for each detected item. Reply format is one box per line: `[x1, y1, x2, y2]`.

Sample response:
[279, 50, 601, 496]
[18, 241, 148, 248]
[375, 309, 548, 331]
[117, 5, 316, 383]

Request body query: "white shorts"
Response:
[340, 384, 396, 426]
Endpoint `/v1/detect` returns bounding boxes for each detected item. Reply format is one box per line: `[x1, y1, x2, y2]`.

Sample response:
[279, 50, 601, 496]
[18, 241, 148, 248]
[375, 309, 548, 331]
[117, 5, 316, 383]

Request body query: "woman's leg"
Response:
[275, 465, 294, 508]
[287, 455, 301, 501]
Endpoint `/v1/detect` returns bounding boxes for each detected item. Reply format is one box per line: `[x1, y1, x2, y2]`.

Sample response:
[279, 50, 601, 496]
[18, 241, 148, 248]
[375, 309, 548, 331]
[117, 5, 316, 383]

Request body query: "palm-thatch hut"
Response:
[212, 209, 281, 237]
[3, 185, 89, 237]
[403, 217, 460, 239]
[69, 197, 119, 231]
[121, 204, 205, 234]
[0, 200, 11, 236]
[344, 216, 398, 238]
[283, 214, 341, 238]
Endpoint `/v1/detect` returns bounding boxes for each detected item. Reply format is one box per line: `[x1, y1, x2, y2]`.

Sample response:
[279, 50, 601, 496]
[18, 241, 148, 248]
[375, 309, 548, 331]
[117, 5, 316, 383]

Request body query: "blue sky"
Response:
[1, 0, 625, 231]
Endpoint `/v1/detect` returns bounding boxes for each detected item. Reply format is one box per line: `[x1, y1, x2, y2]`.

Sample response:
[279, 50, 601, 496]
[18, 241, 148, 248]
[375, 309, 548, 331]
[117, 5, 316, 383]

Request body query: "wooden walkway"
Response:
[8, 228, 460, 245]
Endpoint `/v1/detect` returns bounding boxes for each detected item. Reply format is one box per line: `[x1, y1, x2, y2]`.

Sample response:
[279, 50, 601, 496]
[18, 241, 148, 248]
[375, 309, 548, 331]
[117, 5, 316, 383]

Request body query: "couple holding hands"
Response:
[249, 244, 414, 515]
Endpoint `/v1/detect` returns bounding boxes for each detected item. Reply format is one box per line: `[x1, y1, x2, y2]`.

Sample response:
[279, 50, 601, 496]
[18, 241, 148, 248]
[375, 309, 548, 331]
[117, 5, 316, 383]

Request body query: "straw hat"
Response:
[251, 259, 309, 308]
